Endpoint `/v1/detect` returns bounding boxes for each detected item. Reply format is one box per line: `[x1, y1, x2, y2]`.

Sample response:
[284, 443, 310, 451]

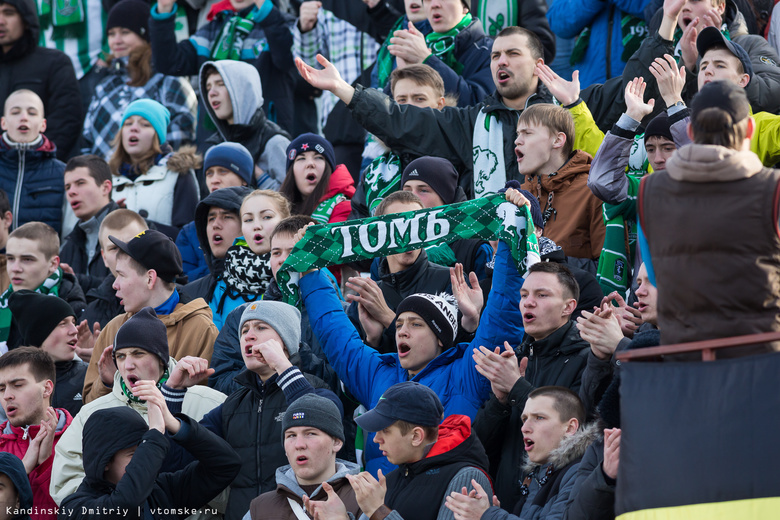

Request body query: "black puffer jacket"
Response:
[53, 359, 88, 417]
[59, 407, 240, 520]
[474, 321, 589, 511]
[0, 0, 82, 159]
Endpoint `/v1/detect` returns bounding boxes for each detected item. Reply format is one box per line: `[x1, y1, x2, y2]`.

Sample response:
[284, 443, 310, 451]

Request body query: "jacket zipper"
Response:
[13, 150, 26, 229]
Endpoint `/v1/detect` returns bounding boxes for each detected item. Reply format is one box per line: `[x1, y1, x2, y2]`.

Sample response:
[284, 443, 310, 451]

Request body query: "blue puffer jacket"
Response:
[547, 0, 651, 86]
[0, 135, 65, 233]
[300, 240, 524, 477]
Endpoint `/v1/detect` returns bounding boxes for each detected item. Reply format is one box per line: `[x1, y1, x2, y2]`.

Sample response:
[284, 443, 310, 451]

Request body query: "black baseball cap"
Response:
[109, 229, 183, 283]
[356, 382, 444, 432]
[691, 80, 750, 123]
[696, 27, 753, 85]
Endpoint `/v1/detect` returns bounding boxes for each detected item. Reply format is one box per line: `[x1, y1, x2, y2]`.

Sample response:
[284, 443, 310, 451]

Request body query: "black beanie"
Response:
[644, 111, 674, 143]
[8, 290, 76, 348]
[395, 293, 459, 349]
[401, 157, 459, 205]
[107, 0, 150, 42]
[112, 307, 169, 368]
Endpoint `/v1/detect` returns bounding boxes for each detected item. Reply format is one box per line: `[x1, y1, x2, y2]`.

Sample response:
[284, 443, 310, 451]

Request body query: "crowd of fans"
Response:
[0, 0, 776, 519]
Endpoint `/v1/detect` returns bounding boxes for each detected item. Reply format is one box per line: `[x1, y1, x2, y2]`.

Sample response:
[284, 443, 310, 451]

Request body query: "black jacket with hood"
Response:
[474, 321, 589, 511]
[58, 407, 240, 520]
[0, 0, 82, 160]
[0, 452, 32, 520]
[182, 186, 253, 303]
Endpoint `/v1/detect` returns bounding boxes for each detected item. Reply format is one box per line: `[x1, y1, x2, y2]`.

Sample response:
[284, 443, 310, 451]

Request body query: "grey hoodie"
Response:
[199, 60, 290, 189]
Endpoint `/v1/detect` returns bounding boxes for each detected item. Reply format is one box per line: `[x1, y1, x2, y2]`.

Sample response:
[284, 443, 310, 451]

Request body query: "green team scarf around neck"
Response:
[277, 194, 540, 306]
[376, 17, 407, 89]
[426, 13, 473, 76]
[210, 14, 254, 60]
[311, 194, 348, 224]
[596, 174, 641, 297]
[0, 268, 63, 344]
[37, 0, 86, 39]
[120, 368, 170, 403]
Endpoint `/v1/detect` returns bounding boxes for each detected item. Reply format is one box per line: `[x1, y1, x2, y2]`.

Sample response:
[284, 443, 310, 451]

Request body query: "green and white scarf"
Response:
[210, 15, 254, 60]
[473, 108, 506, 198]
[376, 16, 406, 90]
[426, 13, 473, 76]
[596, 174, 641, 297]
[120, 368, 169, 403]
[0, 268, 63, 344]
[277, 194, 540, 305]
[476, 0, 518, 37]
[312, 194, 348, 224]
[38, 0, 85, 30]
[364, 152, 402, 216]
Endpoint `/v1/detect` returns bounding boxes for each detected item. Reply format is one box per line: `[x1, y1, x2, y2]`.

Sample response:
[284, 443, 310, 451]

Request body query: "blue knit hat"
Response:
[121, 99, 171, 145]
[204, 142, 253, 186]
[286, 133, 336, 172]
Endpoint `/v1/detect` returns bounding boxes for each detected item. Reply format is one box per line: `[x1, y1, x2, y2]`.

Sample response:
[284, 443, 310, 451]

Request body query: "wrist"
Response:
[274, 359, 294, 375]
[666, 98, 684, 108]
[624, 110, 647, 123]
[333, 82, 356, 105]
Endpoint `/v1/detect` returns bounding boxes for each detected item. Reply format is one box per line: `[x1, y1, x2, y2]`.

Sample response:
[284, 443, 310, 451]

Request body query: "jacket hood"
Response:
[523, 422, 600, 474]
[320, 164, 356, 202]
[665, 144, 763, 183]
[535, 150, 592, 191]
[0, 0, 38, 61]
[164, 145, 202, 175]
[725, 0, 748, 38]
[194, 186, 254, 273]
[0, 452, 32, 513]
[82, 406, 149, 485]
[199, 60, 264, 139]
[275, 460, 360, 500]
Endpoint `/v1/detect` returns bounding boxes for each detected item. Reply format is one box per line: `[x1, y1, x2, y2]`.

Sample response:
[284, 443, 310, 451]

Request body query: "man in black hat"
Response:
[8, 291, 88, 416]
[305, 381, 492, 520]
[81, 229, 218, 403]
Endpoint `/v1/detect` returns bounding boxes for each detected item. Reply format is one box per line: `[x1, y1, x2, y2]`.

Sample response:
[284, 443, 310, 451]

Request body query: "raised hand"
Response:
[98, 345, 117, 386]
[348, 470, 387, 518]
[450, 263, 483, 333]
[132, 380, 179, 434]
[296, 55, 355, 104]
[473, 342, 526, 403]
[75, 319, 101, 363]
[166, 356, 215, 389]
[303, 482, 349, 520]
[252, 339, 293, 374]
[679, 17, 700, 70]
[444, 480, 492, 520]
[602, 428, 622, 479]
[504, 187, 530, 209]
[388, 21, 432, 66]
[535, 64, 580, 106]
[623, 77, 655, 122]
[576, 304, 624, 360]
[345, 277, 395, 328]
[157, 0, 177, 14]
[358, 302, 386, 348]
[298, 1, 321, 33]
[600, 292, 642, 337]
[649, 54, 685, 108]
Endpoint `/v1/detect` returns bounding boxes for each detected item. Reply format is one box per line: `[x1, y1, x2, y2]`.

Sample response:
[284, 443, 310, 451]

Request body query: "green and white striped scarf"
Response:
[425, 13, 473, 76]
[277, 194, 540, 305]
[476, 0, 518, 37]
[210, 15, 254, 60]
[597, 175, 641, 297]
[0, 268, 63, 344]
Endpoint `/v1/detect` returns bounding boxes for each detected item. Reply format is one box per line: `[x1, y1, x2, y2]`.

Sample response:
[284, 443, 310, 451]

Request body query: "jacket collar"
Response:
[523, 422, 600, 474]
[522, 320, 583, 356]
[665, 144, 763, 183]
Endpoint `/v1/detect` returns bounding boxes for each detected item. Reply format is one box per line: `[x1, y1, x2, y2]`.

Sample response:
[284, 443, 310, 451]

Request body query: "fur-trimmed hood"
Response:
[165, 144, 202, 175]
[523, 422, 601, 474]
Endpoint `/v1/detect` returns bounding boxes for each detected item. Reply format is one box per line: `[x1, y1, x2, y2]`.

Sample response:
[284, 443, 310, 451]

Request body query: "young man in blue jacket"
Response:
[296, 189, 531, 477]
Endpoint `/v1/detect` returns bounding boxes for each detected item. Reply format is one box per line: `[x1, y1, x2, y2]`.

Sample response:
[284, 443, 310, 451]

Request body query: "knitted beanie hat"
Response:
[107, 0, 150, 42]
[112, 307, 169, 368]
[401, 156, 459, 205]
[9, 291, 75, 347]
[120, 99, 171, 145]
[239, 301, 302, 356]
[395, 293, 458, 349]
[203, 142, 254, 187]
[282, 393, 345, 442]
[285, 133, 336, 173]
[644, 111, 674, 143]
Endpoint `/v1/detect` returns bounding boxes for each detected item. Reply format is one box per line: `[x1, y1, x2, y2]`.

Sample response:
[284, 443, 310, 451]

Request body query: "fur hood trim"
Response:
[523, 422, 601, 474]
[165, 145, 202, 175]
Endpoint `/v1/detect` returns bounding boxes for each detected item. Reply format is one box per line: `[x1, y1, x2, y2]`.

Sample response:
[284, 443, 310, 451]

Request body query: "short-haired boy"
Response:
[0, 223, 86, 351]
[60, 155, 117, 294]
[0, 90, 65, 233]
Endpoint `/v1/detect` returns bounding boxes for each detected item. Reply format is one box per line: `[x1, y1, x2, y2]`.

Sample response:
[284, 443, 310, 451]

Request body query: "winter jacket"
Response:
[0, 408, 73, 520]
[199, 60, 291, 190]
[50, 358, 227, 506]
[53, 359, 88, 418]
[383, 415, 493, 520]
[0, 135, 65, 233]
[58, 409, 239, 520]
[421, 18, 494, 108]
[474, 321, 590, 510]
[300, 240, 525, 477]
[314, 164, 355, 224]
[0, 452, 33, 520]
[639, 144, 780, 354]
[82, 290, 218, 403]
[346, 84, 555, 199]
[565, 438, 616, 520]
[80, 57, 197, 160]
[632, 2, 780, 115]
[197, 366, 336, 520]
[347, 249, 452, 354]
[177, 221, 209, 282]
[547, 0, 651, 86]
[112, 146, 200, 230]
[0, 0, 82, 159]
[82, 274, 121, 329]
[60, 201, 120, 295]
[149, 1, 295, 133]
[521, 150, 606, 260]
[472, 0, 556, 63]
[248, 460, 361, 520]
[481, 424, 600, 520]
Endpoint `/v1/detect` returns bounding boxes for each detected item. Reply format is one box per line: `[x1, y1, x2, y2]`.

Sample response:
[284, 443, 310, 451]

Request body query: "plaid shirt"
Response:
[293, 9, 378, 129]
[81, 58, 197, 159]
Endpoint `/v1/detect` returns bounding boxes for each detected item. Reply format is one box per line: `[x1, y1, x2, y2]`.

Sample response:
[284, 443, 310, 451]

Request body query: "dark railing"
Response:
[615, 331, 780, 362]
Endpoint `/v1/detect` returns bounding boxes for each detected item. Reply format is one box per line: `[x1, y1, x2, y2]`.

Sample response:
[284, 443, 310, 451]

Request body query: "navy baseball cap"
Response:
[697, 27, 753, 85]
[356, 382, 444, 432]
[109, 229, 183, 283]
